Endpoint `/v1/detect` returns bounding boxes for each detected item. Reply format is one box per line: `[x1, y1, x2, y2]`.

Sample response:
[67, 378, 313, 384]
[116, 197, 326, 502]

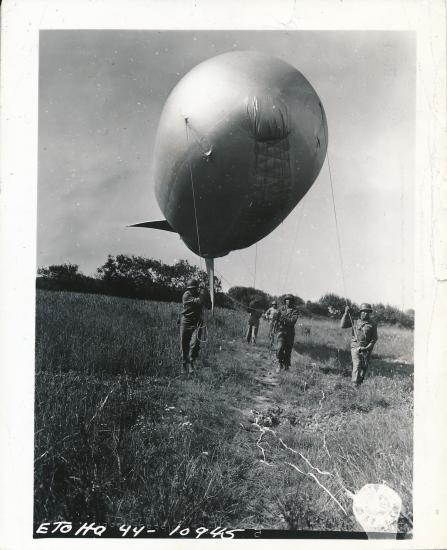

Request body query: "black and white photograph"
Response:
[1, 1, 446, 548]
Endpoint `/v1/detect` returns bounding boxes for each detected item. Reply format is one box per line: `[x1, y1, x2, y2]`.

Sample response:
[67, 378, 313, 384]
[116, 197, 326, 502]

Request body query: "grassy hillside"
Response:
[34, 289, 413, 533]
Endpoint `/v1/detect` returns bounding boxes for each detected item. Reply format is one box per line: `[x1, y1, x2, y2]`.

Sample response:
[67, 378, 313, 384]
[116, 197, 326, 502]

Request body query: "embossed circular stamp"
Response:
[353, 484, 402, 534]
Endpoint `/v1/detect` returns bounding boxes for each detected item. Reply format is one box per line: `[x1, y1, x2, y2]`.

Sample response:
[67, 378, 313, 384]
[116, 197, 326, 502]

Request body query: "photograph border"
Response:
[1, 1, 446, 548]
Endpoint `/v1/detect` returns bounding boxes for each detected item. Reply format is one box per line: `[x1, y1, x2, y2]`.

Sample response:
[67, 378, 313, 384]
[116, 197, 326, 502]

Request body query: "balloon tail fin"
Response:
[128, 219, 175, 232]
[205, 258, 215, 315]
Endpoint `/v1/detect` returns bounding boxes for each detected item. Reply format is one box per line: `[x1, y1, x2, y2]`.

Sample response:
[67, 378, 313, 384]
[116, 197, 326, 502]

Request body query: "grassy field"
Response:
[34, 289, 413, 533]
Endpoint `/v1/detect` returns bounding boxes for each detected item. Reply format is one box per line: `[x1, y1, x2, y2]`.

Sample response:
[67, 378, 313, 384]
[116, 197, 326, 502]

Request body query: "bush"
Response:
[227, 286, 271, 311]
[36, 264, 103, 294]
[318, 293, 356, 317]
[371, 303, 414, 329]
[304, 300, 327, 317]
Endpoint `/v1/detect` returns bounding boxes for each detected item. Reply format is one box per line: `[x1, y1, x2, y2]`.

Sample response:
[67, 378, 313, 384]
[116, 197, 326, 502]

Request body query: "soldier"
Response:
[180, 278, 208, 375]
[276, 294, 300, 372]
[245, 300, 263, 344]
[340, 303, 378, 386]
[264, 300, 279, 348]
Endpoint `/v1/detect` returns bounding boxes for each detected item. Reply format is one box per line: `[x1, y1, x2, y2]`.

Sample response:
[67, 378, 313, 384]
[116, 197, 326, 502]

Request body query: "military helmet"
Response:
[283, 294, 295, 302]
[359, 303, 373, 312]
[271, 300, 277, 305]
[186, 278, 200, 289]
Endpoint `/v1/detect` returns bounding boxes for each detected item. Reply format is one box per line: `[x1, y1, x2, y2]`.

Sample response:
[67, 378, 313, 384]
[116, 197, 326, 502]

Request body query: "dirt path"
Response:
[244, 345, 279, 408]
[221, 338, 302, 428]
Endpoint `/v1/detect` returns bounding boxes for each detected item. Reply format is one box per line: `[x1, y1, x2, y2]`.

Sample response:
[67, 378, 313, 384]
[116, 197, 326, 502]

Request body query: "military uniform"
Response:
[265, 304, 279, 348]
[180, 282, 207, 373]
[276, 299, 299, 370]
[340, 305, 378, 385]
[246, 306, 262, 344]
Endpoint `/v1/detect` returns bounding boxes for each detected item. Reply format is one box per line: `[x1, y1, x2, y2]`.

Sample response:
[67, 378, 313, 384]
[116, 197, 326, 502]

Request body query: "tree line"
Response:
[37, 255, 230, 307]
[36, 255, 414, 328]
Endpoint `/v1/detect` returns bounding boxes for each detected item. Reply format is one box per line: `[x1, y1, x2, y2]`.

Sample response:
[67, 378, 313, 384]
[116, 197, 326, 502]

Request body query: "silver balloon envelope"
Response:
[134, 50, 328, 259]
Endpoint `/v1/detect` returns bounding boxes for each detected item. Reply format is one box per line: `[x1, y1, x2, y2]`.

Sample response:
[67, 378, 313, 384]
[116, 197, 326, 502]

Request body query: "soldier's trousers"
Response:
[277, 332, 295, 368]
[351, 347, 370, 385]
[245, 322, 259, 343]
[268, 323, 277, 347]
[180, 323, 202, 365]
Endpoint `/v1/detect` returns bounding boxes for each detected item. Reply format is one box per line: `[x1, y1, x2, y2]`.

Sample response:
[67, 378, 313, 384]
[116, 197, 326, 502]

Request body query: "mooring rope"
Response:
[251, 421, 349, 516]
[282, 200, 305, 292]
[196, 322, 208, 343]
[320, 108, 348, 303]
[215, 268, 266, 314]
[319, 105, 359, 334]
[185, 118, 204, 270]
[183, 118, 212, 334]
[253, 243, 258, 288]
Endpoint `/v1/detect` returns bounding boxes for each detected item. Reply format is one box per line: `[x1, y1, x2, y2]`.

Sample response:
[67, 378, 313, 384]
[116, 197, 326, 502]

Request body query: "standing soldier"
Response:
[264, 300, 279, 348]
[340, 303, 378, 387]
[245, 300, 263, 345]
[276, 295, 300, 372]
[180, 278, 208, 375]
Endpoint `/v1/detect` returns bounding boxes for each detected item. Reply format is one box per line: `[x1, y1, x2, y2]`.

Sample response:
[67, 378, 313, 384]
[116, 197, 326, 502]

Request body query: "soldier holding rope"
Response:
[180, 278, 209, 375]
[340, 303, 378, 387]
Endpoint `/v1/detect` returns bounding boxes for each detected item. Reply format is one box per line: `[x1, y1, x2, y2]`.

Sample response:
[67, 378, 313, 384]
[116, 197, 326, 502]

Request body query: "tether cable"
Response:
[320, 109, 348, 302]
[196, 322, 208, 343]
[282, 200, 304, 292]
[237, 250, 256, 281]
[320, 105, 358, 336]
[253, 244, 258, 288]
[184, 118, 209, 338]
[185, 118, 204, 269]
[215, 268, 265, 314]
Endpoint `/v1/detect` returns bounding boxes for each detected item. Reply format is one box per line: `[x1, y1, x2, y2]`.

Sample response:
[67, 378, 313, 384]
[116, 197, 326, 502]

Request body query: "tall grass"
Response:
[35, 290, 413, 532]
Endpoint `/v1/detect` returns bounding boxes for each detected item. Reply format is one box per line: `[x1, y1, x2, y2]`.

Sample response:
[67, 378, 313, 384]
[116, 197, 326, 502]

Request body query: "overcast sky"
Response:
[38, 30, 415, 309]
